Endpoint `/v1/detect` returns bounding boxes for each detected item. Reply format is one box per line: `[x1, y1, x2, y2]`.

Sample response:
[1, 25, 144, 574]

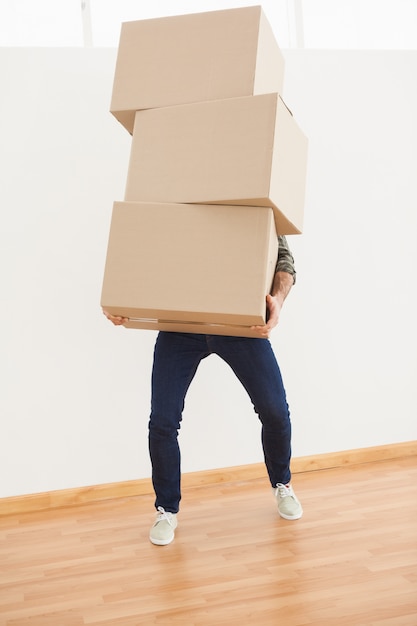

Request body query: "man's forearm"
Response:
[271, 271, 294, 306]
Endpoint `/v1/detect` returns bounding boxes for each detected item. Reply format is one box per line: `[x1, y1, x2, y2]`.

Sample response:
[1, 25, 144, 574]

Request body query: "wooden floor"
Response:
[1, 457, 416, 626]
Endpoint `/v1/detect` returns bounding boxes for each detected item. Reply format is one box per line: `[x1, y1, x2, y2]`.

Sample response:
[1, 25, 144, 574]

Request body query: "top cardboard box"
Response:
[110, 5, 285, 134]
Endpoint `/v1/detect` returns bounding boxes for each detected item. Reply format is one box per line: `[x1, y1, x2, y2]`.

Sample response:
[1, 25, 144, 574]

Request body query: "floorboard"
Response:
[1, 457, 416, 625]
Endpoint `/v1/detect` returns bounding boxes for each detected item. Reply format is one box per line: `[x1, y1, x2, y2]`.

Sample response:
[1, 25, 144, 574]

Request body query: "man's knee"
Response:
[149, 415, 181, 439]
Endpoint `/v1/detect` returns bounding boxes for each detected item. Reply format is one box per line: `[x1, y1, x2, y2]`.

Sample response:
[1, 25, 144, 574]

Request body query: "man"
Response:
[103, 234, 302, 546]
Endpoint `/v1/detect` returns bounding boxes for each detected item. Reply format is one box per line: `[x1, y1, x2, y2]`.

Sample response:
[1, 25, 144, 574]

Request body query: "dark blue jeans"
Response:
[149, 332, 292, 513]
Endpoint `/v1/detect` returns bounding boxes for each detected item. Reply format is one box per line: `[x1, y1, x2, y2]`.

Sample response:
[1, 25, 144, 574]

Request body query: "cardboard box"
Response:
[110, 6, 285, 134]
[124, 93, 308, 235]
[100, 201, 279, 337]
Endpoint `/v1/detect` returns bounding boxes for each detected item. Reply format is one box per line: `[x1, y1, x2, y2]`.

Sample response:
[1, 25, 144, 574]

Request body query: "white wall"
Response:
[1, 48, 416, 499]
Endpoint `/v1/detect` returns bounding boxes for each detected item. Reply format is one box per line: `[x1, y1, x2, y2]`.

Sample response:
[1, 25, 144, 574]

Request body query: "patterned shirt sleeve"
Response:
[275, 235, 296, 284]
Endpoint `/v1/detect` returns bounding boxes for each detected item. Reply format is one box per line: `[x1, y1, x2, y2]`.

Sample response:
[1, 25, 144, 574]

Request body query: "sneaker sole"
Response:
[149, 534, 175, 546]
[278, 509, 303, 521]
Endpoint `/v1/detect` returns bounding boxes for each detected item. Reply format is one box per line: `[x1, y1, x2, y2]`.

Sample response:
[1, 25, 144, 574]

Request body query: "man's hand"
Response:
[251, 271, 294, 338]
[251, 294, 282, 338]
[102, 309, 128, 326]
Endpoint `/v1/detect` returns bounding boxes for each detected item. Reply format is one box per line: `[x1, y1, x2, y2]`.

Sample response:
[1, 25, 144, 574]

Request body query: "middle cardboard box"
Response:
[124, 93, 308, 235]
[100, 201, 278, 337]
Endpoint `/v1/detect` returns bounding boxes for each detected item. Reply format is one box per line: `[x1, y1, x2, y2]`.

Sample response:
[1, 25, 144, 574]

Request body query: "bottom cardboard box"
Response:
[101, 201, 278, 337]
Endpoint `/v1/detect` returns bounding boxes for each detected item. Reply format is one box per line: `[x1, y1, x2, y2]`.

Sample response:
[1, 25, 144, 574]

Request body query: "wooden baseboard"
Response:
[1, 441, 416, 517]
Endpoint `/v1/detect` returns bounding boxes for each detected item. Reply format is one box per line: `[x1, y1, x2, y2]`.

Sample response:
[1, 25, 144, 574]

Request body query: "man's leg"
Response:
[149, 332, 209, 514]
[208, 335, 302, 519]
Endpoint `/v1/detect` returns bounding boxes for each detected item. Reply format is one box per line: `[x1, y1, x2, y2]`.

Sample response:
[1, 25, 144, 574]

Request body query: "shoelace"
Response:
[276, 483, 294, 498]
[156, 506, 174, 526]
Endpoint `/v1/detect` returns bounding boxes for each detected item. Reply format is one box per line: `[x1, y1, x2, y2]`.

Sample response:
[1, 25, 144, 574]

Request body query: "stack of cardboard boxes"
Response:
[101, 6, 308, 337]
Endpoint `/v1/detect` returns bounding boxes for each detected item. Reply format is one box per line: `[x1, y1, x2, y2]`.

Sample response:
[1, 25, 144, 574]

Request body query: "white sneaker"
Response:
[274, 483, 303, 520]
[149, 506, 178, 545]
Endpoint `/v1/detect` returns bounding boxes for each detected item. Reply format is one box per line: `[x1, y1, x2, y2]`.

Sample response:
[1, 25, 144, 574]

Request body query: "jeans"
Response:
[149, 332, 292, 513]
